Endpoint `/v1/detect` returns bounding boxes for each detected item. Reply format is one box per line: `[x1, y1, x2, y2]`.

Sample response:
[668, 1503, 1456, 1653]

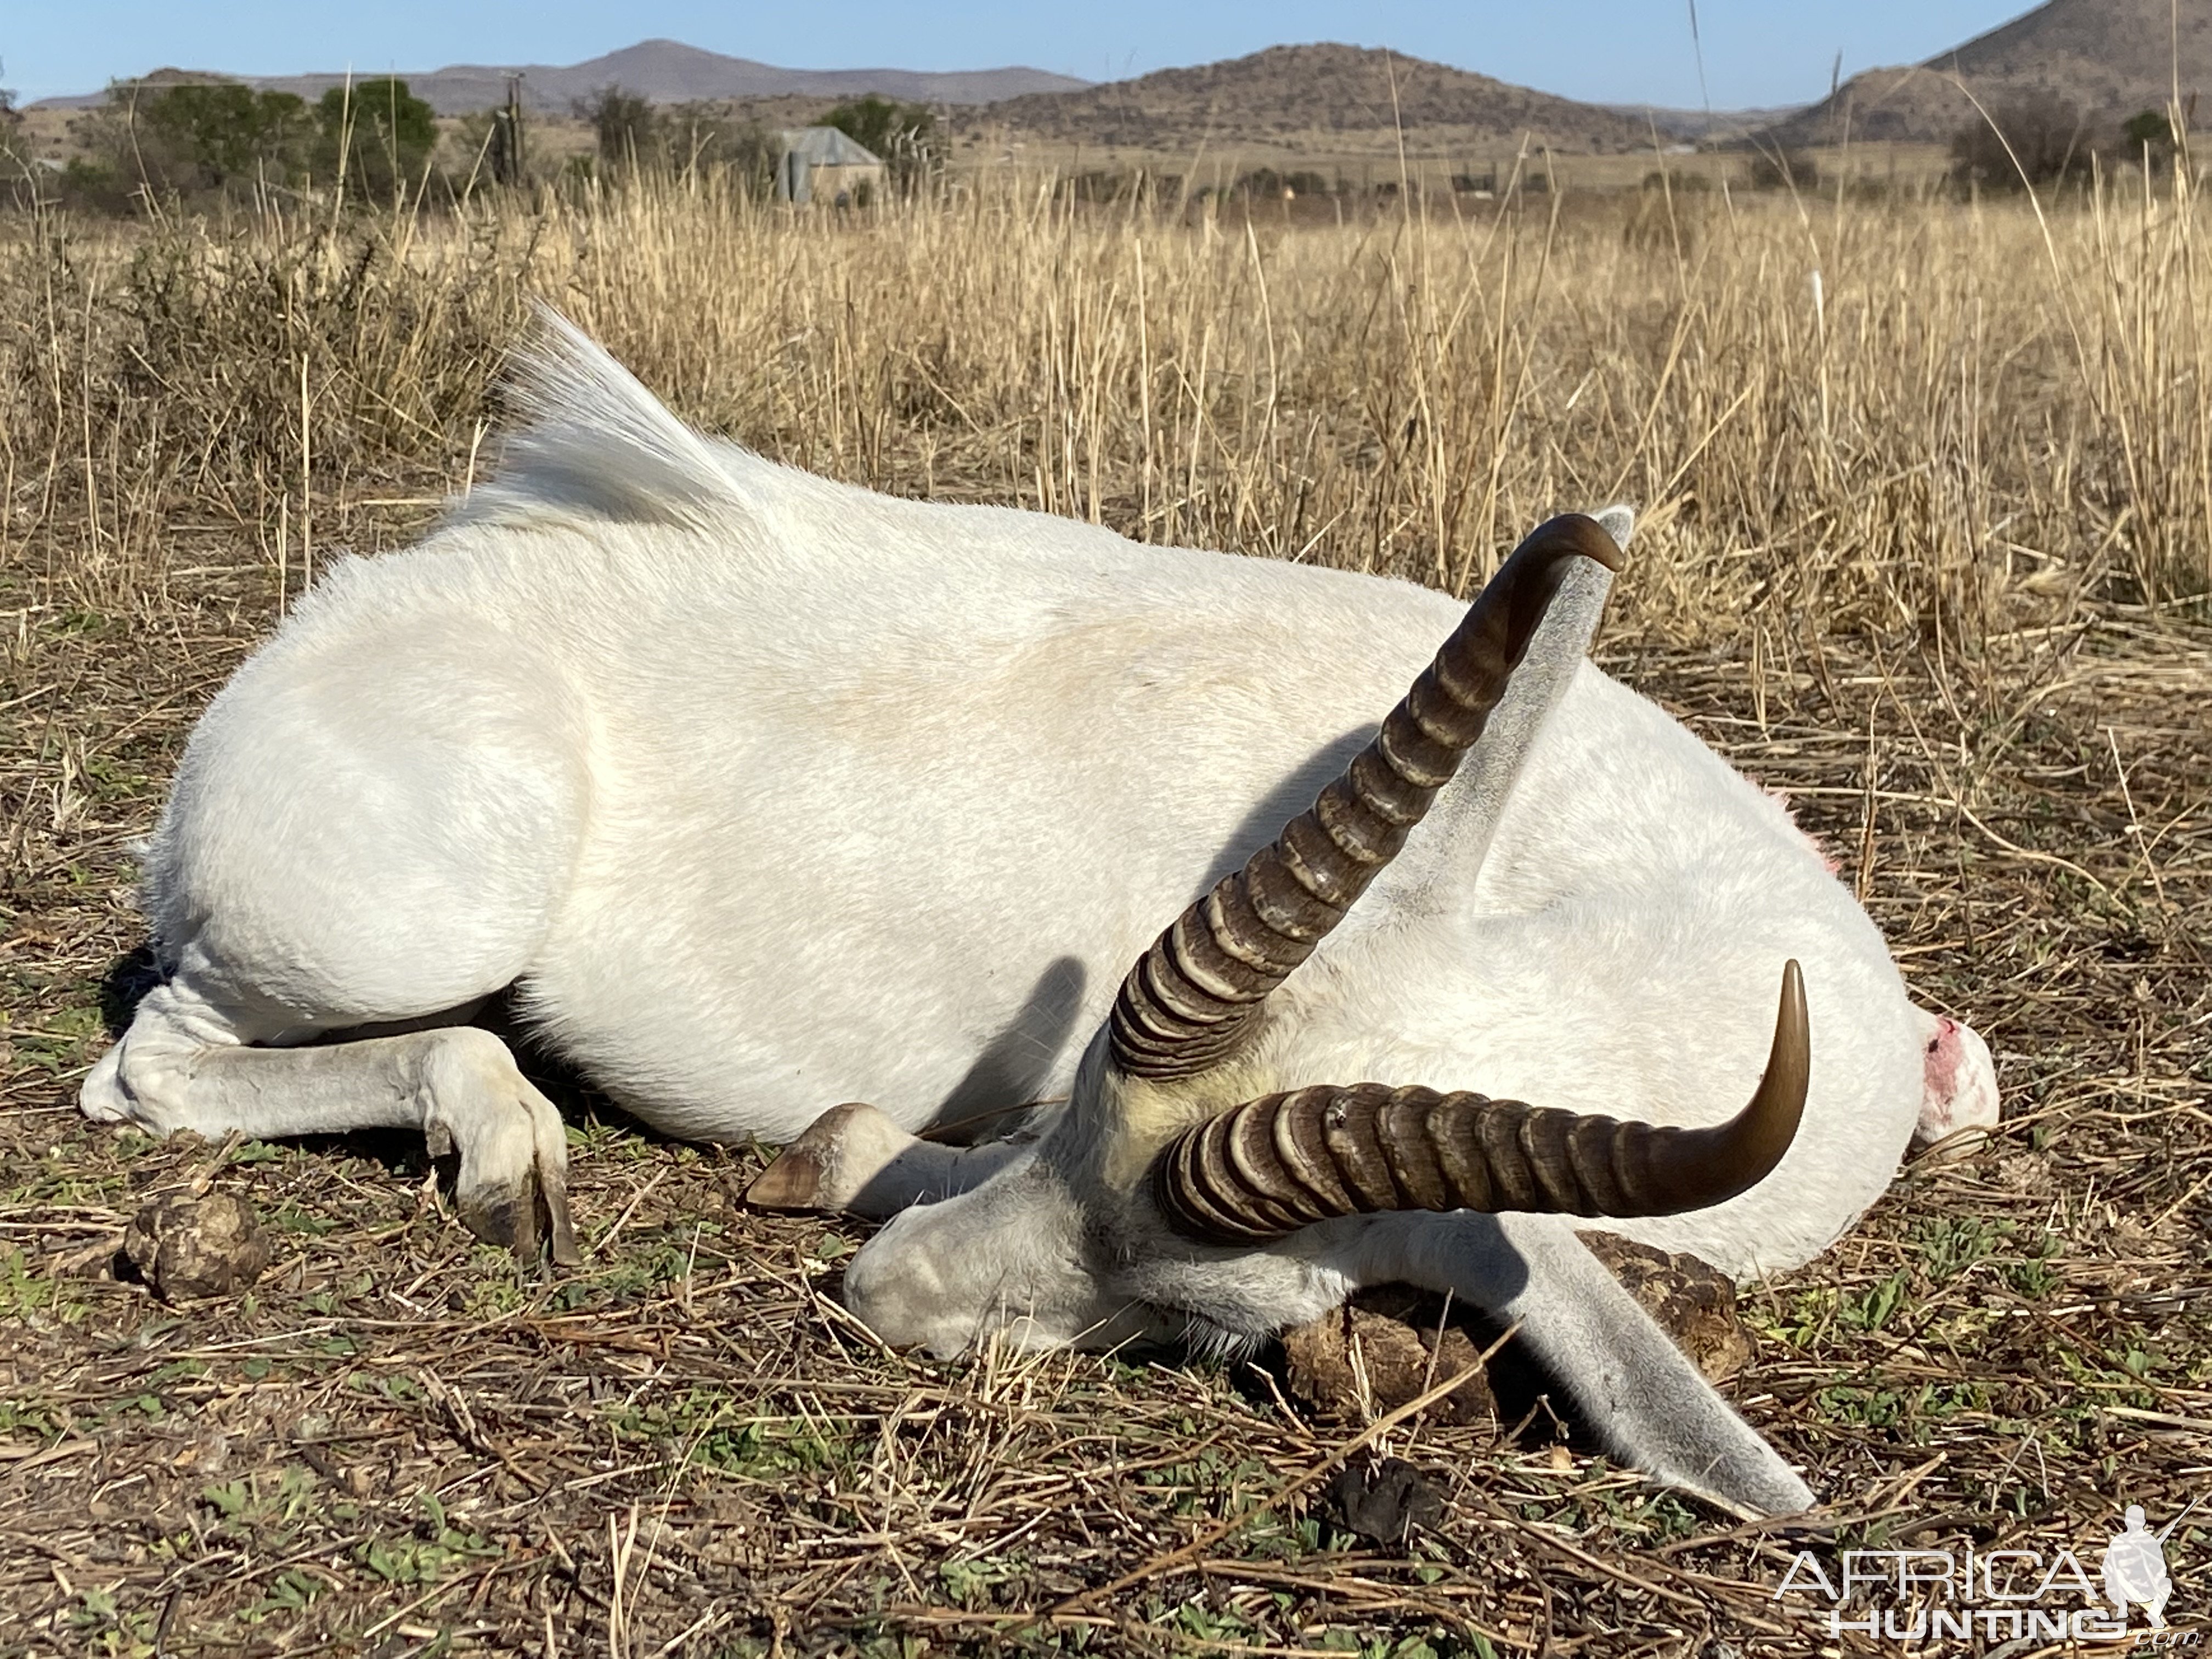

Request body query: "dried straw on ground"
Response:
[0, 172, 2205, 1655]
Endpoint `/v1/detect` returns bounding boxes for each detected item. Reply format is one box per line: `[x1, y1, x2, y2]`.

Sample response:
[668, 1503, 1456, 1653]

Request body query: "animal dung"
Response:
[1318, 1454, 1446, 1545]
[1281, 1288, 1500, 1426]
[123, 1192, 272, 1302]
[1279, 1233, 1750, 1426]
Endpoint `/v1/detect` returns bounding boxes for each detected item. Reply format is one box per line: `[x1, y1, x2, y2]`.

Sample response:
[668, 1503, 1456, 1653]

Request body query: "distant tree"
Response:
[1951, 93, 2101, 190]
[821, 94, 940, 187]
[572, 87, 772, 189]
[580, 85, 656, 165]
[67, 79, 313, 202]
[317, 78, 437, 197]
[1747, 148, 1820, 191]
[659, 101, 775, 187]
[138, 83, 312, 188]
[2124, 108, 2176, 171]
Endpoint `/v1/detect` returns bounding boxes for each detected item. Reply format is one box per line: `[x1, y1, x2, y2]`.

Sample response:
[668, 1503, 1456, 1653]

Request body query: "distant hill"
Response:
[1759, 0, 2211, 148]
[34, 39, 1088, 115]
[965, 43, 1663, 154]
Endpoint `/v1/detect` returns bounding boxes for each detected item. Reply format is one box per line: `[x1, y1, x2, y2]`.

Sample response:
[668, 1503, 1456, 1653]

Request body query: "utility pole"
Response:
[507, 75, 526, 179]
[490, 73, 526, 185]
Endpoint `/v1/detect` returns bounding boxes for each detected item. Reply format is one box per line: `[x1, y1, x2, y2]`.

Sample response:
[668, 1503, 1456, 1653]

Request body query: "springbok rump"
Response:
[83, 314, 1998, 1516]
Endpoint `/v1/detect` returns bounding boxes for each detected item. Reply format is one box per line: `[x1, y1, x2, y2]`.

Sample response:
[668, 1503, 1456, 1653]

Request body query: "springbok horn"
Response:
[1107, 515, 1624, 1082]
[1152, 961, 1811, 1244]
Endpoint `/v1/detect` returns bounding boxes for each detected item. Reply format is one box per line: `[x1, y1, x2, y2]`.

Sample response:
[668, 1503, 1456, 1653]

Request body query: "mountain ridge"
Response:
[31, 39, 1088, 114]
[963, 43, 1668, 155]
[1759, 0, 2212, 148]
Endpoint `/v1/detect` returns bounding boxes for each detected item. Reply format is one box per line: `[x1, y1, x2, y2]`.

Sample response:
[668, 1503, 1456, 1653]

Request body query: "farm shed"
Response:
[775, 127, 884, 204]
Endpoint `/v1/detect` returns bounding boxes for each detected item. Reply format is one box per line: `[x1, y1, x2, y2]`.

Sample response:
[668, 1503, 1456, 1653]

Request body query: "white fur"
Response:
[84, 316, 1999, 1514]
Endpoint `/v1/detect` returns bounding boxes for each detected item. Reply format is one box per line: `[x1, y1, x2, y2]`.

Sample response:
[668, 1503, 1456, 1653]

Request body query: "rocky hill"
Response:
[1759, 0, 2211, 148]
[964, 43, 1662, 154]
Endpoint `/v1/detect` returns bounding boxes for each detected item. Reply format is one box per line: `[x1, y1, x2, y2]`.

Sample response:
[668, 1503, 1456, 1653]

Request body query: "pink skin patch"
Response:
[1917, 1016, 2001, 1143]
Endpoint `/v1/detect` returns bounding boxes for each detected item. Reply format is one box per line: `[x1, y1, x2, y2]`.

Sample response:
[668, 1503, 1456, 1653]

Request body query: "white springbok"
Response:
[82, 316, 1997, 1516]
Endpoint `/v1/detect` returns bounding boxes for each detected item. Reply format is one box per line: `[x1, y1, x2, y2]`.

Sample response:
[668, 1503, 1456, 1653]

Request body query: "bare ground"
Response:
[1, 517, 2207, 1656]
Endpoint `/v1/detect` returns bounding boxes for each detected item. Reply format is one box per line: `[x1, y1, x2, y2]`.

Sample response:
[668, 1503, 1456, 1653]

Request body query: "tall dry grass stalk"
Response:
[3, 170, 2209, 653]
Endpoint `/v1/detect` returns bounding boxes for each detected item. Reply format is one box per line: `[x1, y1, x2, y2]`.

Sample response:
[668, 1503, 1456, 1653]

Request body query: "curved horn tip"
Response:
[1776, 958, 1809, 1068]
[1530, 512, 1627, 575]
[1743, 958, 1812, 1171]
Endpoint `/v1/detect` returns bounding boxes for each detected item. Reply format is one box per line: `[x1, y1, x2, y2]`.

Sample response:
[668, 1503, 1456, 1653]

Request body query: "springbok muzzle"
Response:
[1150, 961, 1811, 1244]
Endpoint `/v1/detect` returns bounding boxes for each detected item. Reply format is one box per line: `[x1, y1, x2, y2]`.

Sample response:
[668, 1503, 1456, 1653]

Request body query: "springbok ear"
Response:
[1103, 516, 1617, 1084]
[1356, 516, 1622, 906]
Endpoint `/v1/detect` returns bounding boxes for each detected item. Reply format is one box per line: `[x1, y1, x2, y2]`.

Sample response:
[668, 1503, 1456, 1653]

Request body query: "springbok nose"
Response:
[1916, 1017, 1999, 1144]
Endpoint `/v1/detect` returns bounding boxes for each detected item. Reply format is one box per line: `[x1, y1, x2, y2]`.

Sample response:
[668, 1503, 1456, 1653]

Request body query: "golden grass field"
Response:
[0, 171, 2207, 1655]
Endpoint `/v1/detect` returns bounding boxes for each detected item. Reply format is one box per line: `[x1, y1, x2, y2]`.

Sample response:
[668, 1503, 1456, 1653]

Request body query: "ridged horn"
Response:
[1152, 961, 1812, 1244]
[1107, 515, 1623, 1081]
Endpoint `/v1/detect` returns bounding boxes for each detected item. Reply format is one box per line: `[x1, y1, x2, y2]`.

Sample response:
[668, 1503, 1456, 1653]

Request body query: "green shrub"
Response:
[575, 86, 773, 190]
[822, 94, 940, 187]
[2123, 108, 2176, 171]
[1952, 93, 2102, 190]
[316, 78, 437, 198]
[1747, 148, 1820, 191]
[580, 85, 654, 165]
[144, 83, 312, 188]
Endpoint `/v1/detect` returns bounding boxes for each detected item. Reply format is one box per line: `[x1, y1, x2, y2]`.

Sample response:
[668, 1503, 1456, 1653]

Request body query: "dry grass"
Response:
[0, 172, 2207, 1655]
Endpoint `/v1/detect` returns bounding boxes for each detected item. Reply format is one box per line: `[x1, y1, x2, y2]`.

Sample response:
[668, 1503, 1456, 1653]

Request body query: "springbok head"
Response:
[833, 516, 1811, 1356]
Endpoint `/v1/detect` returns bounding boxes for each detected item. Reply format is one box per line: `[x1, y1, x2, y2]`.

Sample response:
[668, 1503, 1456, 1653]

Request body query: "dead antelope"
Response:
[84, 315, 1998, 1515]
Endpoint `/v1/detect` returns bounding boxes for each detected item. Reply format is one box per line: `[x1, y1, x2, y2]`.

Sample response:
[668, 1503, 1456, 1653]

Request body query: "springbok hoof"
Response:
[434, 1100, 580, 1267]
[459, 1180, 541, 1257]
[457, 1174, 578, 1267]
[747, 1102, 911, 1213]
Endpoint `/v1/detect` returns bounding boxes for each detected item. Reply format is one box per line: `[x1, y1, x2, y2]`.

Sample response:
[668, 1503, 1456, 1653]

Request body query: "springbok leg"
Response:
[747, 1101, 1030, 1218]
[83, 976, 577, 1263]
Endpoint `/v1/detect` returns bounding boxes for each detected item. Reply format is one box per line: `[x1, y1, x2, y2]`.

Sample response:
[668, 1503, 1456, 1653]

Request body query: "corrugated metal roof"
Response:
[778, 127, 883, 167]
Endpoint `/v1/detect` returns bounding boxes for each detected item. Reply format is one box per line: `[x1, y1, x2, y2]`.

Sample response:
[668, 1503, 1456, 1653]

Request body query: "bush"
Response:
[822, 95, 940, 187]
[1747, 148, 1821, 191]
[2123, 108, 2176, 171]
[573, 87, 773, 190]
[140, 83, 313, 189]
[53, 77, 438, 210]
[1951, 93, 2102, 190]
[1233, 167, 1330, 199]
[0, 83, 22, 177]
[1642, 169, 1714, 193]
[55, 156, 137, 213]
[661, 103, 775, 185]
[581, 86, 654, 165]
[317, 78, 437, 199]
[68, 81, 316, 202]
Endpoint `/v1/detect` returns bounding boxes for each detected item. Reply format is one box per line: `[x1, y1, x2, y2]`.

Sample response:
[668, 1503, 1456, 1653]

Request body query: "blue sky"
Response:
[6, 1, 2035, 109]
